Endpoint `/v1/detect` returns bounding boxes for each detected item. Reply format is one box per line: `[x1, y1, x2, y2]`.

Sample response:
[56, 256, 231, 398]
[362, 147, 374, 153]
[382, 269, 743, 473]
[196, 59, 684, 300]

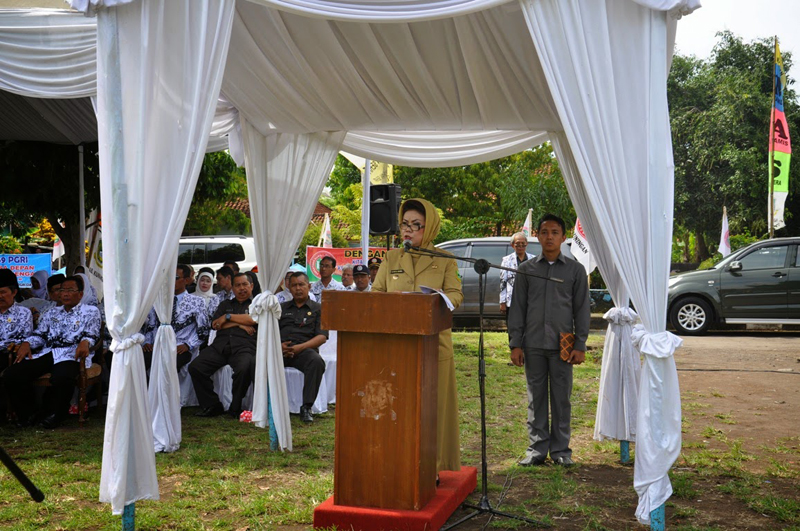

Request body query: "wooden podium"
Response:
[321, 290, 452, 511]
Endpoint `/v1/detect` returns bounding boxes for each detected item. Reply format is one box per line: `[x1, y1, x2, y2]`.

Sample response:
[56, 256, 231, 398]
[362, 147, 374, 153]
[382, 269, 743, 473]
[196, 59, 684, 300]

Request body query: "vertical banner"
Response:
[86, 209, 104, 301]
[571, 218, 597, 275]
[718, 206, 731, 257]
[319, 213, 333, 248]
[770, 41, 791, 231]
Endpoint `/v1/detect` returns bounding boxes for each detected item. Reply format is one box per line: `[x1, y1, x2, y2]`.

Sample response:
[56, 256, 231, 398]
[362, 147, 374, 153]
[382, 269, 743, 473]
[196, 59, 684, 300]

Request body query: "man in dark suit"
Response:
[189, 272, 257, 418]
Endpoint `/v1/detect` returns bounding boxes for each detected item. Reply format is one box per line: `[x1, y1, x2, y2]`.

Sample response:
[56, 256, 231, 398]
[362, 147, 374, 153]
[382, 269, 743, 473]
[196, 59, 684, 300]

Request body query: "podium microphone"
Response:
[403, 239, 412, 253]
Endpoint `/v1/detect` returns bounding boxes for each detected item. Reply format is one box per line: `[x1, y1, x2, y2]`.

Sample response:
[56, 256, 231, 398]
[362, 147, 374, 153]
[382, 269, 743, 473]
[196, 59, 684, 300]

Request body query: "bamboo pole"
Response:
[769, 36, 778, 239]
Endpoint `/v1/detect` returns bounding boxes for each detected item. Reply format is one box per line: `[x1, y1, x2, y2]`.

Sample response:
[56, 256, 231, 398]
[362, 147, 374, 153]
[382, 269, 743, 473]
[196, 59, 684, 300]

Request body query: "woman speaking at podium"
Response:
[372, 198, 464, 473]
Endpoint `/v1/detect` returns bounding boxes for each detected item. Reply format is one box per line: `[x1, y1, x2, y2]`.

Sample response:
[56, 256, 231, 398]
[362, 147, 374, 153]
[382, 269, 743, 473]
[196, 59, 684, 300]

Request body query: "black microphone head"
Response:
[403, 240, 412, 251]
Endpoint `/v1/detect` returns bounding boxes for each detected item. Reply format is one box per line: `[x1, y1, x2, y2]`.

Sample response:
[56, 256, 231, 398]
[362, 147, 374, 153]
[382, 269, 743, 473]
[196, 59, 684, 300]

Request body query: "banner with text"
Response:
[769, 42, 791, 230]
[306, 246, 389, 283]
[0, 253, 52, 288]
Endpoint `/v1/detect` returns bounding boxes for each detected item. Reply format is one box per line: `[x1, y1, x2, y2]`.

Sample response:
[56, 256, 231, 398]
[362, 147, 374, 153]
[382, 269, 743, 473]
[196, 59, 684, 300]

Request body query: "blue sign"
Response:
[0, 254, 52, 288]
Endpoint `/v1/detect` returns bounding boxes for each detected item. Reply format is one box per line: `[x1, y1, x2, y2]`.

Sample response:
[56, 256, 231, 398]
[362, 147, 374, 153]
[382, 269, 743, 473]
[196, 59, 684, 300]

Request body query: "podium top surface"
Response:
[321, 291, 453, 336]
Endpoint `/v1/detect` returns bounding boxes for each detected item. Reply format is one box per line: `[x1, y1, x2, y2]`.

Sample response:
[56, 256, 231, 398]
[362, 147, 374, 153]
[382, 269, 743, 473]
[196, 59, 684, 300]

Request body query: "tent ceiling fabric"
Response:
[222, 1, 561, 135]
[0, 91, 96, 144]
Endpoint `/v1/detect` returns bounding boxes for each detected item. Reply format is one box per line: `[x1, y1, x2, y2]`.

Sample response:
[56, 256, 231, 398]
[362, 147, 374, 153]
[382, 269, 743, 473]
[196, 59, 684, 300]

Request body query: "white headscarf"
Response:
[31, 270, 49, 299]
[195, 271, 216, 305]
[76, 272, 99, 308]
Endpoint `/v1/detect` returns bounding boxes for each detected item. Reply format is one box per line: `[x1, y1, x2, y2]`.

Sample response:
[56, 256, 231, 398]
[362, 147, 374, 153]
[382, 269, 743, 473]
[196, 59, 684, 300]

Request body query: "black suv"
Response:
[668, 237, 800, 335]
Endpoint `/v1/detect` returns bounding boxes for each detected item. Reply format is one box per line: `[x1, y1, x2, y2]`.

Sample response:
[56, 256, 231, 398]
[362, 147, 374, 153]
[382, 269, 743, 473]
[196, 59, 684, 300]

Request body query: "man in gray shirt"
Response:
[507, 214, 590, 467]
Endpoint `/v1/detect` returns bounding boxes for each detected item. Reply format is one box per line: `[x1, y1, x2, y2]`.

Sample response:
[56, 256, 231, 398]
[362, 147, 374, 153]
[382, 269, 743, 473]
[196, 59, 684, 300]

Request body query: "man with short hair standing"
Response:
[280, 272, 327, 423]
[507, 214, 590, 467]
[310, 256, 345, 299]
[340, 264, 355, 290]
[3, 275, 102, 428]
[189, 272, 257, 418]
[351, 264, 371, 292]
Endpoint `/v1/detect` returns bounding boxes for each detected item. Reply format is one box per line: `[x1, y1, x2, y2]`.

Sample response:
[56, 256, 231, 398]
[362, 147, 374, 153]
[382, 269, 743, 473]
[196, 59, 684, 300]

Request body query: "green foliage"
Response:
[184, 151, 250, 235]
[297, 223, 350, 264]
[328, 155, 362, 205]
[669, 31, 799, 263]
[394, 144, 573, 238]
[0, 235, 22, 254]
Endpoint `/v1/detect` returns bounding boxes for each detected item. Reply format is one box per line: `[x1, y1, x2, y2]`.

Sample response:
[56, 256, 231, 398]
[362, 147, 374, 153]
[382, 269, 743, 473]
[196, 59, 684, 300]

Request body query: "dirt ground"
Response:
[443, 331, 800, 530]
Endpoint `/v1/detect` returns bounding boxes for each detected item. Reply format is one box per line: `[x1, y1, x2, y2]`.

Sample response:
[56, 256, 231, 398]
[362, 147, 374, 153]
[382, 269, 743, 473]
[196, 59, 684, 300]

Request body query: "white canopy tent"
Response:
[0, 0, 698, 525]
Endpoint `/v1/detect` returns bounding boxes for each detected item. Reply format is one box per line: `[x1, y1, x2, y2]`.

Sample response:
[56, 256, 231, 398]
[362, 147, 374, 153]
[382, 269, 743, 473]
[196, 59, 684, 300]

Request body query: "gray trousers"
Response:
[523, 348, 573, 460]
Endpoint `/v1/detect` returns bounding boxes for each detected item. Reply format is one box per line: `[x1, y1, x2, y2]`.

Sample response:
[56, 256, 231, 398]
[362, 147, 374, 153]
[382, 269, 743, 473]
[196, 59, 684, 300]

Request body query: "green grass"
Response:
[1, 332, 798, 529]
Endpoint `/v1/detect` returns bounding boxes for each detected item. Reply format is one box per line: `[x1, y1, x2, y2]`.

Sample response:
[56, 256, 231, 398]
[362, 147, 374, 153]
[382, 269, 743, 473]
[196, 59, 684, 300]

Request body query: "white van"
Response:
[178, 236, 258, 272]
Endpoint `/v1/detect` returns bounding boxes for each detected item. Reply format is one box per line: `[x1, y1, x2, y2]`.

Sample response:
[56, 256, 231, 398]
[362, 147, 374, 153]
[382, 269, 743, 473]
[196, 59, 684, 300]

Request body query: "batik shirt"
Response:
[0, 303, 34, 350]
[142, 292, 210, 356]
[499, 251, 534, 306]
[25, 303, 102, 368]
[310, 278, 345, 299]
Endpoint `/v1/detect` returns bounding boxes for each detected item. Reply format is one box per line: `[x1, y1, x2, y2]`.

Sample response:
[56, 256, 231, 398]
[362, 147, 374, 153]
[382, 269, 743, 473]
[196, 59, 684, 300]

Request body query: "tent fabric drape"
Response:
[522, 0, 682, 524]
[550, 133, 641, 443]
[242, 119, 346, 450]
[0, 9, 97, 98]
[222, 1, 560, 135]
[148, 262, 181, 454]
[95, 0, 235, 514]
[245, 0, 511, 22]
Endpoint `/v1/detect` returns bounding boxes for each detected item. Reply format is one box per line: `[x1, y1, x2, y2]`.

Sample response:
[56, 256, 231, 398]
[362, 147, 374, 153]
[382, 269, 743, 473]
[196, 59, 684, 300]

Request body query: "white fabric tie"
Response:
[603, 307, 638, 325]
[249, 291, 282, 322]
[631, 324, 683, 359]
[110, 333, 144, 353]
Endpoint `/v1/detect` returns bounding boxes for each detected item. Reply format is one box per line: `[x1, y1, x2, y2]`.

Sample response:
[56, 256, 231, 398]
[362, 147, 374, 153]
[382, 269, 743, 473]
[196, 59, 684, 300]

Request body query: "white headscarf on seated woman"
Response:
[31, 270, 49, 299]
[195, 271, 216, 307]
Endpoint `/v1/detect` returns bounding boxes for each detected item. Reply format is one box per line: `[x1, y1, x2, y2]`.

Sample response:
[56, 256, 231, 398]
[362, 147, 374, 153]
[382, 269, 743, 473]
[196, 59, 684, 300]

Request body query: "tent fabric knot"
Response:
[249, 291, 282, 322]
[110, 333, 144, 352]
[603, 306, 639, 325]
[630, 324, 682, 359]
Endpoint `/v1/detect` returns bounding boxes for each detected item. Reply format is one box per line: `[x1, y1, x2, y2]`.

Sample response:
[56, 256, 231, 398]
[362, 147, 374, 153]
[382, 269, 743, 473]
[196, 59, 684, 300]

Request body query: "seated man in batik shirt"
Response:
[1, 275, 101, 428]
[0, 269, 34, 424]
[141, 264, 210, 374]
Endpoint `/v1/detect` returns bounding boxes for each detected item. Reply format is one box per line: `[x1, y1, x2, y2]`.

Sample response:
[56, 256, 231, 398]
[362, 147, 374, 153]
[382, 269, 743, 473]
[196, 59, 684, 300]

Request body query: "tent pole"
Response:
[78, 144, 86, 267]
[362, 160, 371, 265]
[122, 504, 134, 530]
[620, 440, 630, 464]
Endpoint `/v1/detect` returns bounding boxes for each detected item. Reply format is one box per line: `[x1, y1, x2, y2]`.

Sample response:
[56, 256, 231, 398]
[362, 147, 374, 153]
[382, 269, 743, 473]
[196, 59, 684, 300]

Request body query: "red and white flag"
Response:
[571, 218, 597, 275]
[719, 206, 731, 257]
[522, 209, 534, 238]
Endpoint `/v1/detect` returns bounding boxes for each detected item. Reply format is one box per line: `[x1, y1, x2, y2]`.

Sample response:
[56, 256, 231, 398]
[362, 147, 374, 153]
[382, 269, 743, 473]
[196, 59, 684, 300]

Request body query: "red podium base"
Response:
[313, 466, 477, 531]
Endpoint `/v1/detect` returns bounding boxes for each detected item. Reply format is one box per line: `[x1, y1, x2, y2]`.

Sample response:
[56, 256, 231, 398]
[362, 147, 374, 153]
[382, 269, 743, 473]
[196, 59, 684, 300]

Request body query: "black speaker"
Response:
[369, 184, 402, 235]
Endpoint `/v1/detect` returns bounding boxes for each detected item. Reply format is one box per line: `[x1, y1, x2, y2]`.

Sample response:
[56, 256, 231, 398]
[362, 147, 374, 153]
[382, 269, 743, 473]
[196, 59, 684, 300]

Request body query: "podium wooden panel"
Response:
[322, 291, 452, 511]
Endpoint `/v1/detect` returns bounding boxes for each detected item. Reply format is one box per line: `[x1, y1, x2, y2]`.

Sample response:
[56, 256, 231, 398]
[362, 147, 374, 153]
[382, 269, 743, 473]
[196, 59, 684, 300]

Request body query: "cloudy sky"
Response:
[674, 0, 799, 60]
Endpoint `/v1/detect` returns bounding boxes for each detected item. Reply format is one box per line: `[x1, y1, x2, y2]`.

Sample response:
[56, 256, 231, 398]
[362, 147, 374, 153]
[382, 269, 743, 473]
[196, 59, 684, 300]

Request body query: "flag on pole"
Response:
[321, 213, 333, 248]
[571, 218, 597, 275]
[52, 236, 65, 260]
[521, 209, 533, 238]
[769, 40, 791, 231]
[719, 206, 731, 257]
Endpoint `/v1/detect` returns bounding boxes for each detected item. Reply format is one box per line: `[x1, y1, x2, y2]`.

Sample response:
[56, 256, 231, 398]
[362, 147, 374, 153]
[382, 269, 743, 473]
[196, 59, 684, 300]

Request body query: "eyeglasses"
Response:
[59, 288, 80, 293]
[400, 221, 425, 232]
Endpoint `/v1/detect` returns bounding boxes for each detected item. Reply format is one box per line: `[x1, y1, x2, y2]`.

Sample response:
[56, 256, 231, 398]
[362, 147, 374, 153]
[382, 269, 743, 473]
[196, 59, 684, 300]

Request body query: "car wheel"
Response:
[670, 296, 713, 335]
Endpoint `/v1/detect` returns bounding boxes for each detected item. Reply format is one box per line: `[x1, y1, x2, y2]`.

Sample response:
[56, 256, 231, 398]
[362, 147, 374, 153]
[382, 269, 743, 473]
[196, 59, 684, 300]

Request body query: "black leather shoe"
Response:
[554, 456, 575, 467]
[300, 406, 313, 424]
[39, 414, 61, 429]
[518, 454, 547, 467]
[227, 408, 241, 419]
[195, 404, 224, 417]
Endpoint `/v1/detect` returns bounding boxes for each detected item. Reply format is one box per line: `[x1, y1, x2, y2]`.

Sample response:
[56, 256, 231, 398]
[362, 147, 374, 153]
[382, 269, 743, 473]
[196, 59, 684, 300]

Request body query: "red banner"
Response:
[305, 246, 390, 282]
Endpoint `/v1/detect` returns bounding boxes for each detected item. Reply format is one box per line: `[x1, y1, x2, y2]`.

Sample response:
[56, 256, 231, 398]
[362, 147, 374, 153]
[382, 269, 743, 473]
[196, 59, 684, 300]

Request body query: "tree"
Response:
[0, 141, 100, 273]
[393, 143, 573, 239]
[183, 151, 250, 235]
[668, 32, 800, 261]
[327, 155, 362, 206]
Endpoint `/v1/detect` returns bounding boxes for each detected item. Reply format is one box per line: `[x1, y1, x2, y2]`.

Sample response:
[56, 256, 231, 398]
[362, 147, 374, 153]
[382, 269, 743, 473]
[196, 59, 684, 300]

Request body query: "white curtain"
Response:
[0, 9, 97, 98]
[550, 134, 641, 443]
[96, 0, 235, 514]
[148, 259, 181, 454]
[242, 118, 346, 450]
[522, 0, 682, 524]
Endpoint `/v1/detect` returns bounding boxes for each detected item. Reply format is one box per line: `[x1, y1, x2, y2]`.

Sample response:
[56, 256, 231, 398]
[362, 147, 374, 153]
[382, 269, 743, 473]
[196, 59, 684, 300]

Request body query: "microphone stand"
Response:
[0, 446, 45, 503]
[405, 246, 549, 529]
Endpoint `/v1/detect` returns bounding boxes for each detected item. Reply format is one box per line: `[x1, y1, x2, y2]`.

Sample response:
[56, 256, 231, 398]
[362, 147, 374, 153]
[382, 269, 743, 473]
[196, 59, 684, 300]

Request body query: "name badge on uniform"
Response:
[391, 269, 404, 274]
[431, 264, 438, 269]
